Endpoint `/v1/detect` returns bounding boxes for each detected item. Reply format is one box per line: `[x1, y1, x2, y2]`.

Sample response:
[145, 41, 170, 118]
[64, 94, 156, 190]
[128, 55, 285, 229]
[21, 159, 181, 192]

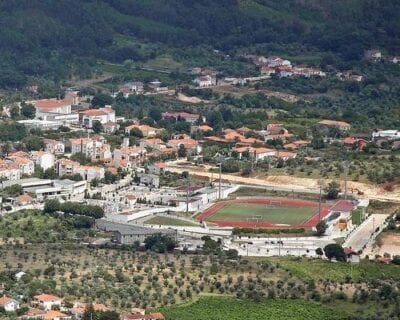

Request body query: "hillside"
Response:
[0, 0, 399, 89]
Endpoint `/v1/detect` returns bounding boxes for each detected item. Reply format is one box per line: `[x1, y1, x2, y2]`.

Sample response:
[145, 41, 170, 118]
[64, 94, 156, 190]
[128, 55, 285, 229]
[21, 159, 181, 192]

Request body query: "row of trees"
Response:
[44, 199, 104, 219]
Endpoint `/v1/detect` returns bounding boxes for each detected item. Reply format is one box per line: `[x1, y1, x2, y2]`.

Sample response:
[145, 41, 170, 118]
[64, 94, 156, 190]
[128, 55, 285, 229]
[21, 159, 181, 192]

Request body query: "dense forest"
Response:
[0, 0, 400, 89]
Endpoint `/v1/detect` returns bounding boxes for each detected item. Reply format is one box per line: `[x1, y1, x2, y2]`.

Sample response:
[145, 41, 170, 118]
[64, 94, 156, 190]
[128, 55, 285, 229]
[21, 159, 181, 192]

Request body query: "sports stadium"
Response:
[197, 198, 332, 229]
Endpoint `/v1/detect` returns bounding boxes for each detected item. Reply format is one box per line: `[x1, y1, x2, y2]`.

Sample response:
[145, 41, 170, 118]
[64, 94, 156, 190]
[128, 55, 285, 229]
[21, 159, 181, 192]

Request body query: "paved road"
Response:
[344, 214, 388, 252]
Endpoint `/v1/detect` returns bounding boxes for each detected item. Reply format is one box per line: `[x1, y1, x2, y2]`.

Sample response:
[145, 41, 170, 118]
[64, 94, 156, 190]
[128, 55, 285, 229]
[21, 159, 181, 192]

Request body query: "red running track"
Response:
[198, 198, 332, 229]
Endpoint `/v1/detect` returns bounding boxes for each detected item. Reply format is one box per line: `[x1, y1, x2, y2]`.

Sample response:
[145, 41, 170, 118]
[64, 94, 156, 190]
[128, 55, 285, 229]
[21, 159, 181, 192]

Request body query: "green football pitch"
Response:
[209, 203, 317, 225]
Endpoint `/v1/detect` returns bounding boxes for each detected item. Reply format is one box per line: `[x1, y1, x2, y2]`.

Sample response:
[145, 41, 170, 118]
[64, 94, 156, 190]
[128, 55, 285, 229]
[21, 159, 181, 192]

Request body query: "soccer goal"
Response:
[247, 215, 263, 223]
[267, 200, 282, 209]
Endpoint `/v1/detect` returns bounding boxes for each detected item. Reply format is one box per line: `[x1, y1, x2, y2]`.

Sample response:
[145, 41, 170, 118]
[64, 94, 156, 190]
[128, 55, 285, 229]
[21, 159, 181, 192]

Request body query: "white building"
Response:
[80, 106, 116, 128]
[0, 296, 20, 312]
[70, 137, 112, 161]
[194, 75, 217, 87]
[7, 156, 34, 176]
[31, 151, 55, 171]
[43, 139, 65, 154]
[33, 294, 63, 311]
[0, 163, 21, 181]
[372, 130, 400, 141]
[75, 166, 105, 182]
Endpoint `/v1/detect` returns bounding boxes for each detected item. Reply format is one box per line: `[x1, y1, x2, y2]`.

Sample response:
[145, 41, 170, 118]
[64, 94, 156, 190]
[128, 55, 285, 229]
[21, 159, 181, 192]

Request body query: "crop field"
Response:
[158, 296, 348, 320]
[198, 199, 330, 229]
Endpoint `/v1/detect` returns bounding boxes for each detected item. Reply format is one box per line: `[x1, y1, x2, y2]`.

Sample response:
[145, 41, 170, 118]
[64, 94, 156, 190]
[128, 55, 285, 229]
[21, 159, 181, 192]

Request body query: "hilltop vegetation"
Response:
[0, 0, 399, 89]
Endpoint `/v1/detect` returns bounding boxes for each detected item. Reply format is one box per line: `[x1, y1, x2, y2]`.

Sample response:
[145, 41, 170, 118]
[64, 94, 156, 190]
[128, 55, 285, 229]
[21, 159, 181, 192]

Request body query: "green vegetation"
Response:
[268, 257, 400, 282]
[144, 216, 198, 227]
[44, 199, 104, 219]
[0, 210, 93, 243]
[159, 296, 348, 320]
[352, 209, 363, 225]
[209, 203, 316, 225]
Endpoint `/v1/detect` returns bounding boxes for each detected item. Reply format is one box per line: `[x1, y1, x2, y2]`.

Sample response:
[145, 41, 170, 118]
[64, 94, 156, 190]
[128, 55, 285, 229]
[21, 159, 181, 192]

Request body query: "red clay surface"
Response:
[198, 199, 332, 229]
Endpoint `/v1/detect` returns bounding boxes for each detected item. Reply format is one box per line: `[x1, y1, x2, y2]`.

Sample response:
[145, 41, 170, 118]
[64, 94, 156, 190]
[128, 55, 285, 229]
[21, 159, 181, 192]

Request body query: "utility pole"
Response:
[344, 161, 349, 200]
[318, 185, 322, 222]
[218, 163, 222, 200]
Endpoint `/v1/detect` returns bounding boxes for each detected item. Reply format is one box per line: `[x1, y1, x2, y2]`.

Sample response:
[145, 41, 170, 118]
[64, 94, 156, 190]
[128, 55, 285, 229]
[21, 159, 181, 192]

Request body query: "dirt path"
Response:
[167, 165, 400, 203]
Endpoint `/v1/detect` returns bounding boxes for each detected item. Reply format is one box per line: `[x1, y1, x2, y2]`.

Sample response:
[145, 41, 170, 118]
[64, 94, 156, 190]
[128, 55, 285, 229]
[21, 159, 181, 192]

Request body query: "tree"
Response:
[9, 105, 20, 119]
[315, 220, 328, 236]
[92, 120, 103, 133]
[148, 107, 162, 122]
[22, 136, 44, 151]
[144, 234, 176, 253]
[20, 103, 36, 119]
[324, 181, 341, 199]
[44, 199, 61, 213]
[177, 144, 187, 158]
[324, 243, 346, 262]
[315, 248, 324, 258]
[92, 93, 114, 107]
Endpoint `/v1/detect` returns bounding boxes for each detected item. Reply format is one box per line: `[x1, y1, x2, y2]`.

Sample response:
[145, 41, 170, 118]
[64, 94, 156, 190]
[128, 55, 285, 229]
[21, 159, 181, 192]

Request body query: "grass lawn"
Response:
[209, 204, 316, 225]
[352, 209, 363, 225]
[158, 296, 348, 320]
[144, 216, 199, 227]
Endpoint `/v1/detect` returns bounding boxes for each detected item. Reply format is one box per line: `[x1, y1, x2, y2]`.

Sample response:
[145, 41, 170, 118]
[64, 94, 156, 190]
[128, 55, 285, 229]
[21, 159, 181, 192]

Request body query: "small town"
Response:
[1, 2, 400, 320]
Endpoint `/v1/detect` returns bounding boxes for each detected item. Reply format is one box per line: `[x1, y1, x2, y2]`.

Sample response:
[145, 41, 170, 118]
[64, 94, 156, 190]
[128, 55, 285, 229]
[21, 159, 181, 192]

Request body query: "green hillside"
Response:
[0, 0, 399, 88]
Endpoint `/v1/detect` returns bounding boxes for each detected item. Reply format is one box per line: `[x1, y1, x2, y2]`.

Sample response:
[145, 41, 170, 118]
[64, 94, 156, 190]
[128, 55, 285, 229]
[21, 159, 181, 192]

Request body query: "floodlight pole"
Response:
[318, 185, 322, 222]
[186, 172, 190, 213]
[218, 163, 222, 200]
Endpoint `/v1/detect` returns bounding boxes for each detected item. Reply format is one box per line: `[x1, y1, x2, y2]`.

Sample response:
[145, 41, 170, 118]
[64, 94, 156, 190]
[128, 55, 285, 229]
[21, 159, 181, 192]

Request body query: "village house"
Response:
[234, 146, 276, 161]
[0, 295, 20, 312]
[343, 137, 368, 151]
[32, 294, 63, 311]
[15, 194, 34, 206]
[283, 140, 311, 150]
[372, 129, 400, 141]
[75, 165, 105, 182]
[337, 71, 363, 82]
[260, 65, 276, 76]
[161, 111, 202, 124]
[70, 137, 112, 161]
[148, 162, 168, 175]
[113, 146, 147, 165]
[30, 151, 55, 171]
[0, 161, 21, 181]
[125, 124, 163, 137]
[79, 105, 116, 128]
[167, 138, 202, 155]
[71, 303, 109, 319]
[194, 75, 217, 87]
[103, 121, 119, 134]
[190, 125, 213, 134]
[55, 159, 80, 177]
[265, 56, 292, 68]
[7, 155, 35, 176]
[365, 49, 382, 61]
[318, 120, 352, 132]
[43, 139, 65, 154]
[118, 81, 144, 97]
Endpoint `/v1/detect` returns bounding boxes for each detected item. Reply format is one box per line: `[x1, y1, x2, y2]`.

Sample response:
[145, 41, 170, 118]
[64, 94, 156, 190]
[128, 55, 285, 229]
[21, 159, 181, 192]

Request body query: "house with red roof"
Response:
[234, 146, 275, 161]
[79, 105, 116, 128]
[343, 137, 368, 151]
[0, 295, 20, 312]
[319, 120, 351, 131]
[33, 294, 63, 311]
[162, 111, 201, 124]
